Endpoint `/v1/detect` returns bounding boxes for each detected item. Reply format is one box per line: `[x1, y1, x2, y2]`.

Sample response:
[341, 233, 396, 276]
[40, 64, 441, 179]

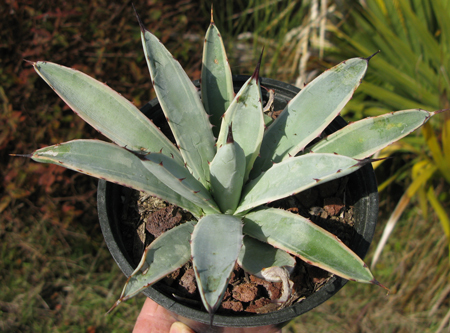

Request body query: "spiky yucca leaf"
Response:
[331, 0, 450, 267]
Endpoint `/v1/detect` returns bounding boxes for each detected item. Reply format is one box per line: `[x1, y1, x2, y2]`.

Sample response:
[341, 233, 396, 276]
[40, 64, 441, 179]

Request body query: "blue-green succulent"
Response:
[26, 8, 438, 315]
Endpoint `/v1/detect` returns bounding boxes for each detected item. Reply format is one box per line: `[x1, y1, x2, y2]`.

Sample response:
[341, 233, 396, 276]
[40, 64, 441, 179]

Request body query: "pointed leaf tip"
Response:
[10, 153, 32, 158]
[433, 108, 450, 115]
[251, 48, 264, 81]
[133, 4, 146, 32]
[210, 4, 214, 24]
[23, 59, 35, 66]
[371, 279, 390, 294]
[365, 50, 380, 62]
[106, 299, 121, 314]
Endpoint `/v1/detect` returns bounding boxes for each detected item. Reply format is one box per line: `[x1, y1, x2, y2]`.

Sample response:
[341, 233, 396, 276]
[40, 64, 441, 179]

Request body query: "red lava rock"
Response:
[179, 268, 196, 295]
[232, 283, 258, 302]
[246, 298, 272, 313]
[146, 206, 182, 238]
[249, 275, 266, 285]
[248, 275, 282, 301]
[228, 263, 241, 284]
[222, 286, 232, 300]
[221, 300, 244, 312]
[323, 197, 344, 216]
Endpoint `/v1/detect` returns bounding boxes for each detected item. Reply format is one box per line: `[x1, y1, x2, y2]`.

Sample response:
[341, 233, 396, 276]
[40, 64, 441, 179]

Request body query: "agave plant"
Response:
[21, 8, 439, 316]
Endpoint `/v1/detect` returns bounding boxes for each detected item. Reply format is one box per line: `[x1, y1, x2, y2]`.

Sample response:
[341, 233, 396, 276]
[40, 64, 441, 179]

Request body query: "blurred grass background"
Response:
[1, 0, 449, 332]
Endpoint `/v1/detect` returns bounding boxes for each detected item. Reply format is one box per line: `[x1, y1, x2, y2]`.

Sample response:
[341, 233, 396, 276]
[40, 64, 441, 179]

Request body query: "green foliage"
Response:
[24, 6, 435, 316]
[331, 0, 450, 267]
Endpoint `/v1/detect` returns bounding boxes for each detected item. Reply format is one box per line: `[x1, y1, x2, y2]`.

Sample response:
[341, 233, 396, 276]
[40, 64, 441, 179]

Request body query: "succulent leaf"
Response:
[252, 57, 369, 178]
[32, 61, 182, 162]
[235, 153, 364, 215]
[209, 138, 246, 214]
[31, 140, 203, 216]
[243, 208, 375, 283]
[142, 153, 220, 215]
[110, 221, 194, 311]
[201, 13, 234, 137]
[216, 68, 264, 181]
[191, 214, 243, 314]
[263, 113, 274, 127]
[139, 20, 216, 188]
[237, 236, 295, 279]
[309, 109, 435, 159]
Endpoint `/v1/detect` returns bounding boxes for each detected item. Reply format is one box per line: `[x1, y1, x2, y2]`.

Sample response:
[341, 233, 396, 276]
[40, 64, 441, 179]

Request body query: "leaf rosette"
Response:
[24, 6, 439, 316]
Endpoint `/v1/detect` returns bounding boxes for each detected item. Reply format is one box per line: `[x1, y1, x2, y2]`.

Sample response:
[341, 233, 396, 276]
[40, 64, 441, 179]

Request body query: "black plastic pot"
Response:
[98, 76, 379, 332]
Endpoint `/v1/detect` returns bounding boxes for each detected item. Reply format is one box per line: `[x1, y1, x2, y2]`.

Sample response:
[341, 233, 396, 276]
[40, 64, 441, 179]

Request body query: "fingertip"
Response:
[169, 321, 195, 333]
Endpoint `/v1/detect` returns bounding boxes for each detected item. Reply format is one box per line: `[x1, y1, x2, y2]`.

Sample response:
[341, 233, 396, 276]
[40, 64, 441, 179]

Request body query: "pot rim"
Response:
[97, 76, 379, 328]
